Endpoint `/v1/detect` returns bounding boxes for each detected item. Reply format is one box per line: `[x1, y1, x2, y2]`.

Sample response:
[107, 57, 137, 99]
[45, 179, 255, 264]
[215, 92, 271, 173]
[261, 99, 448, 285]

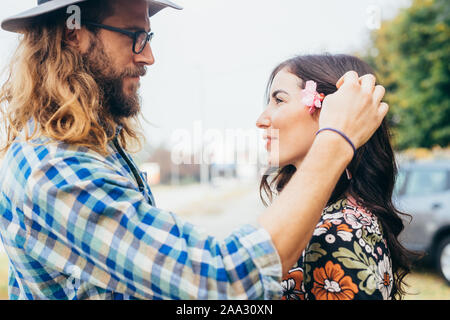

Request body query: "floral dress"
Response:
[281, 196, 394, 300]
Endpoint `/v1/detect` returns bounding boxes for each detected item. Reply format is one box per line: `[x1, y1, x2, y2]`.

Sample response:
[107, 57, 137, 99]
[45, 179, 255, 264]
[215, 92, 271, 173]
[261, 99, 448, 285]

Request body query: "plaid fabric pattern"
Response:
[0, 126, 282, 300]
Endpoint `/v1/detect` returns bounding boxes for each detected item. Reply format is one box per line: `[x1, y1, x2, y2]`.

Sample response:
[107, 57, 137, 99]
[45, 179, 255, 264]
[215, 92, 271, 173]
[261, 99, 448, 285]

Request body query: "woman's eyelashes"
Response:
[275, 96, 283, 104]
[271, 90, 289, 105]
[274, 94, 287, 105]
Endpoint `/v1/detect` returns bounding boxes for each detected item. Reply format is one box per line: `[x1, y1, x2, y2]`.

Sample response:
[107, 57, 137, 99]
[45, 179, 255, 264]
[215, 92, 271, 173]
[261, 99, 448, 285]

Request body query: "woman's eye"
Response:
[275, 97, 283, 104]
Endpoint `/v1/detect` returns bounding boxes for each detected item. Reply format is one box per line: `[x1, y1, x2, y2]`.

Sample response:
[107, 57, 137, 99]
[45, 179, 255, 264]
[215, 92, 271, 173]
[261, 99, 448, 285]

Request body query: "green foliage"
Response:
[367, 0, 450, 149]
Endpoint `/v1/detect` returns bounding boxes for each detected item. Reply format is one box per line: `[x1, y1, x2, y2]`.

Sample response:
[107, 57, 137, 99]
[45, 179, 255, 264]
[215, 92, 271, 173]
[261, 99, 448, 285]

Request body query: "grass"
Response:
[1, 252, 449, 300]
[404, 268, 450, 300]
[0, 253, 8, 300]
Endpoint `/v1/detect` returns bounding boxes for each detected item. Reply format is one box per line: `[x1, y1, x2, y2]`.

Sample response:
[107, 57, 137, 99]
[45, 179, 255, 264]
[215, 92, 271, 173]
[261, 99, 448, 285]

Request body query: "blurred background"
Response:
[0, 0, 449, 299]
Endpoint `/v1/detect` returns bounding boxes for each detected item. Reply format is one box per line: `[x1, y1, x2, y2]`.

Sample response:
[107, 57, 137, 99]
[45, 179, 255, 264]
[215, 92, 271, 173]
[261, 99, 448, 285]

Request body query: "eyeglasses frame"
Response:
[82, 21, 154, 54]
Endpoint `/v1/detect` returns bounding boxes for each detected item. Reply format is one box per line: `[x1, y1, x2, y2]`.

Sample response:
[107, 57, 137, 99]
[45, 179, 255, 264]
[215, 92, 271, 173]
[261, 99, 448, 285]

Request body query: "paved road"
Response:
[153, 180, 266, 240]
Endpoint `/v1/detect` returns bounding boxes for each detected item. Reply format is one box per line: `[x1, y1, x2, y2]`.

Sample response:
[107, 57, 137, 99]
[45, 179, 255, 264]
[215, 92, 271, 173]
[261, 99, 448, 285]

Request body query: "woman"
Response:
[256, 54, 416, 300]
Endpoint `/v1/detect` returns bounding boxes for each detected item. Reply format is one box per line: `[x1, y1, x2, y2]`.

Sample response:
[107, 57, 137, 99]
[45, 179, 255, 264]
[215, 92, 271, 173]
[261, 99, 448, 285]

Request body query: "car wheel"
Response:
[437, 236, 450, 285]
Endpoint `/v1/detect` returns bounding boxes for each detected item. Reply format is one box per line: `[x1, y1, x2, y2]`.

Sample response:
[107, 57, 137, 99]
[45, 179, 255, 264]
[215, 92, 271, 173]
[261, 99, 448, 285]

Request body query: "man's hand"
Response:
[319, 71, 388, 149]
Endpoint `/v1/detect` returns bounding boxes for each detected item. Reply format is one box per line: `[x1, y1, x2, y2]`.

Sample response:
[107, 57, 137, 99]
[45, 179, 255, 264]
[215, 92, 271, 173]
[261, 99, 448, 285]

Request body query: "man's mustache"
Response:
[121, 66, 147, 78]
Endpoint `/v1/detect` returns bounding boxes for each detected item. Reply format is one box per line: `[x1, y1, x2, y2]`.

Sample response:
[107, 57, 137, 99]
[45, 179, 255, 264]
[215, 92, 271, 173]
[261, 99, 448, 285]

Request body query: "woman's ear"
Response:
[311, 108, 321, 121]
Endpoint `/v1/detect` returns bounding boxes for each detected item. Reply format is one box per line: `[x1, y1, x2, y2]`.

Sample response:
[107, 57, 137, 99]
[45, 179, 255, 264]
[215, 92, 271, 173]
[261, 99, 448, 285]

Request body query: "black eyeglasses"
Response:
[83, 21, 154, 54]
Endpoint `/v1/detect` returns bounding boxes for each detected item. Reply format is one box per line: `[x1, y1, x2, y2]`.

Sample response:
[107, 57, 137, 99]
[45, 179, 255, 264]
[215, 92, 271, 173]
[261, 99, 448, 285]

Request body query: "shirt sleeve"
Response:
[22, 151, 283, 300]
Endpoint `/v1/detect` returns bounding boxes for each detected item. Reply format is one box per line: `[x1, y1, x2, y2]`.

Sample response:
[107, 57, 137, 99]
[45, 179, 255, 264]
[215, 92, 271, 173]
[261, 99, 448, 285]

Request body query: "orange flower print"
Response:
[336, 223, 353, 242]
[281, 268, 305, 300]
[313, 220, 333, 237]
[311, 261, 359, 300]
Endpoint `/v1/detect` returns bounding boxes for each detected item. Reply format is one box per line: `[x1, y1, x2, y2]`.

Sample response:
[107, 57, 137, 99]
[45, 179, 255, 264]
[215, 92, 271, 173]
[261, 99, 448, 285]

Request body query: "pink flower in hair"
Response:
[301, 80, 325, 114]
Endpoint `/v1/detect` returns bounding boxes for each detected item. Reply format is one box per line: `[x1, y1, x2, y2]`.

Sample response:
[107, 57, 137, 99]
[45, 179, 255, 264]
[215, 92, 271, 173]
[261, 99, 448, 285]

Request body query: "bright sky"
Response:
[0, 0, 411, 157]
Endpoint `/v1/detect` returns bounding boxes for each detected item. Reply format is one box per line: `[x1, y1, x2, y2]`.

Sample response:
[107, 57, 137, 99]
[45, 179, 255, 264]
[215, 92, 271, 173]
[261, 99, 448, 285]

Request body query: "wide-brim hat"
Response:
[1, 0, 183, 33]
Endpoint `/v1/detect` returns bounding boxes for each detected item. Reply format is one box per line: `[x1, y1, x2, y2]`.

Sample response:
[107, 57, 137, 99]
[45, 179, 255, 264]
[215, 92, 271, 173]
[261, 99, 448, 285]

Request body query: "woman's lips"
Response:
[265, 137, 277, 150]
[266, 139, 271, 150]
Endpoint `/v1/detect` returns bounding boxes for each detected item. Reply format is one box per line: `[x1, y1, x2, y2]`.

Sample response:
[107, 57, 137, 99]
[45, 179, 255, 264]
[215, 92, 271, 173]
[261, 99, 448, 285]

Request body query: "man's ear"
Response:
[64, 27, 91, 53]
[64, 27, 79, 46]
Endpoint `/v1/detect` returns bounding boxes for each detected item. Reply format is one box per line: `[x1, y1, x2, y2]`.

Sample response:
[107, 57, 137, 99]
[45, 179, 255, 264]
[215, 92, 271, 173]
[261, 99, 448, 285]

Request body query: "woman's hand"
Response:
[319, 71, 388, 149]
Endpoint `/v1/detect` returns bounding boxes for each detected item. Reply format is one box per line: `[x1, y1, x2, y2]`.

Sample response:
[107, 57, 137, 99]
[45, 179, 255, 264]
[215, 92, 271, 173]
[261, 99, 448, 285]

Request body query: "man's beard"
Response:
[81, 37, 147, 121]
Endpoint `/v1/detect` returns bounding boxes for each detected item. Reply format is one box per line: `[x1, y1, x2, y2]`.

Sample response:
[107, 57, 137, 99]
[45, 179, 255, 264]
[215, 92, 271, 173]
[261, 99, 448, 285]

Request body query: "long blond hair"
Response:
[0, 14, 143, 156]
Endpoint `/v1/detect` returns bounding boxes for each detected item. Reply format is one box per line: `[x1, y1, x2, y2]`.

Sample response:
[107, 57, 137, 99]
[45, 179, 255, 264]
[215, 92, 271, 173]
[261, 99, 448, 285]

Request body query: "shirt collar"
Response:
[115, 125, 124, 138]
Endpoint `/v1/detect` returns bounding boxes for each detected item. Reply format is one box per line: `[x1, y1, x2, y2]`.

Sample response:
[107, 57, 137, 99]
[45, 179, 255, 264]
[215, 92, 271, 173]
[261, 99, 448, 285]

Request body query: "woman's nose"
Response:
[256, 112, 271, 129]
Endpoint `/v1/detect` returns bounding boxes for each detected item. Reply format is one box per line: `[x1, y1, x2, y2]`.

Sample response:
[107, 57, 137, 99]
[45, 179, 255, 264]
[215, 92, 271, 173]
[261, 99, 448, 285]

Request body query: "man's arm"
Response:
[22, 148, 282, 300]
[259, 132, 353, 275]
[259, 72, 388, 275]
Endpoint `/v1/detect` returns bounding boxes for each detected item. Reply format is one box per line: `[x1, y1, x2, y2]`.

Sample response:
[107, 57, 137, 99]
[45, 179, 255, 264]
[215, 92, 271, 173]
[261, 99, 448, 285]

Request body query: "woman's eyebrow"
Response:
[271, 90, 289, 98]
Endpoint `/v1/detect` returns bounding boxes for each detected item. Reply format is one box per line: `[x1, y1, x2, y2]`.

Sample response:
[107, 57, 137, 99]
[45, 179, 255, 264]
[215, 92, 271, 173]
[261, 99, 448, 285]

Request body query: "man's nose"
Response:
[134, 42, 155, 66]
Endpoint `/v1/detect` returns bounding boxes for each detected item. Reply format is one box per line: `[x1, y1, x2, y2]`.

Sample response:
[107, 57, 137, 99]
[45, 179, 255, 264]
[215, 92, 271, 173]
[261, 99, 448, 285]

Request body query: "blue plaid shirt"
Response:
[0, 125, 282, 300]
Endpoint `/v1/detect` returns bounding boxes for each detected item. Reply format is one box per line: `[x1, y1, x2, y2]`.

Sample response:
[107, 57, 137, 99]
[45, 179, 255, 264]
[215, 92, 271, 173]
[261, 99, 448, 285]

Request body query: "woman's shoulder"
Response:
[316, 196, 384, 241]
[311, 196, 388, 256]
[282, 195, 394, 300]
[304, 195, 393, 299]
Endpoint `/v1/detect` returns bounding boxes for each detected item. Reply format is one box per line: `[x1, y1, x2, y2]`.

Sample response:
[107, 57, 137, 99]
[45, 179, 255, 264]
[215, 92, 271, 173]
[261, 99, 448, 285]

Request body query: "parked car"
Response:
[394, 160, 450, 285]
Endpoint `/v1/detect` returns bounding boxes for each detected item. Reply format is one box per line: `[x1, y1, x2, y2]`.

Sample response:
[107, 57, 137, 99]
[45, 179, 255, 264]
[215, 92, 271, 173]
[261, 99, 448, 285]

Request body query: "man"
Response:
[0, 0, 388, 299]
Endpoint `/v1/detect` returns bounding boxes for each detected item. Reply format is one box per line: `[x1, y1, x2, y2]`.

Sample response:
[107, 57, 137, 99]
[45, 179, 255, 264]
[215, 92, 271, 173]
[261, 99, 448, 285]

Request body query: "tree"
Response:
[367, 0, 449, 149]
